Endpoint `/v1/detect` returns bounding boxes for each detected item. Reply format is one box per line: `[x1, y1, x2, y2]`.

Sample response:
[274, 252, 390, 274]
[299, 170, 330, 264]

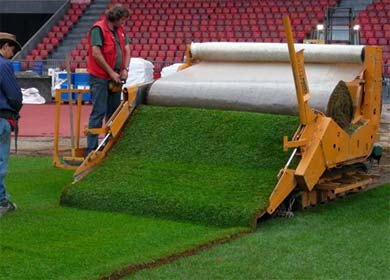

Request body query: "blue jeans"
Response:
[86, 75, 121, 155]
[0, 118, 11, 204]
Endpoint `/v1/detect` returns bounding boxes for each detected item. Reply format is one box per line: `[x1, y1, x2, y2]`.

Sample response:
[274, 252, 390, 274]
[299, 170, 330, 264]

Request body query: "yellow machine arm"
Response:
[266, 17, 382, 215]
[53, 85, 138, 182]
[72, 86, 138, 182]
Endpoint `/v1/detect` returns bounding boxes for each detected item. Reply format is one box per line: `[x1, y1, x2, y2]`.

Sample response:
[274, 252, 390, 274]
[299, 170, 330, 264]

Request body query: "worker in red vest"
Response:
[0, 32, 23, 217]
[86, 4, 131, 155]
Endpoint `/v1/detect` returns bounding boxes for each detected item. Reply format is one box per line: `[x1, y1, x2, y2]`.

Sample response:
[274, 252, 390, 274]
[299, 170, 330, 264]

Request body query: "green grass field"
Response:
[2, 157, 388, 279]
[130, 184, 390, 280]
[62, 106, 298, 228]
[1, 105, 388, 279]
[0, 157, 245, 279]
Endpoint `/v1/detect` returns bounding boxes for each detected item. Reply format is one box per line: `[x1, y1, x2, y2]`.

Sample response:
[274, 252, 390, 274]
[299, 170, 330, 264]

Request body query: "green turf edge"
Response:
[61, 106, 298, 229]
[126, 183, 390, 280]
[1, 208, 248, 280]
[98, 228, 252, 280]
[0, 157, 250, 280]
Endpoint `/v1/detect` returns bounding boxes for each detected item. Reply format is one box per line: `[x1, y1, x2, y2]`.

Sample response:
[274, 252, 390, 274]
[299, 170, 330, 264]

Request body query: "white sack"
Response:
[125, 58, 154, 87]
[22, 87, 46, 104]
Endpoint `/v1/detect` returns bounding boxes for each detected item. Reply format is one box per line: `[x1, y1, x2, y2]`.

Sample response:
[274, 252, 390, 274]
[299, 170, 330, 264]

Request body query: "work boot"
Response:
[0, 200, 17, 217]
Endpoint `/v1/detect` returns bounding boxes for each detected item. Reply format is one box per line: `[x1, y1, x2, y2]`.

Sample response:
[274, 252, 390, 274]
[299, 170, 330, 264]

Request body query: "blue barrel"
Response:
[60, 81, 75, 102]
[12, 61, 21, 72]
[73, 73, 90, 86]
[58, 72, 67, 80]
[73, 73, 90, 101]
[59, 72, 75, 84]
[33, 61, 43, 75]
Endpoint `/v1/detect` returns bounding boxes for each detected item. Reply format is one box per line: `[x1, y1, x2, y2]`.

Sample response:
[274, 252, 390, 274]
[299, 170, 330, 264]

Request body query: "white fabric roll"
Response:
[147, 43, 365, 115]
[190, 42, 365, 64]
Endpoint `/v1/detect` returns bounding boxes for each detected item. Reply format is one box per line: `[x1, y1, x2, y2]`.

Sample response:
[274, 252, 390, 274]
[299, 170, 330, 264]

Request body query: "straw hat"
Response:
[0, 32, 22, 52]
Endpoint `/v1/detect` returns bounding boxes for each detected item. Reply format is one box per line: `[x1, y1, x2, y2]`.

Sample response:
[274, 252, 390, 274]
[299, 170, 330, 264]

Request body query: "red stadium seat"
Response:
[166, 50, 175, 58]
[37, 43, 45, 51]
[70, 15, 79, 23]
[70, 62, 78, 72]
[71, 50, 80, 57]
[140, 50, 148, 57]
[31, 49, 39, 57]
[133, 44, 142, 51]
[45, 44, 54, 52]
[60, 26, 69, 34]
[368, 38, 378, 45]
[23, 0, 347, 64]
[50, 38, 59, 47]
[52, 32, 63, 40]
[39, 50, 48, 59]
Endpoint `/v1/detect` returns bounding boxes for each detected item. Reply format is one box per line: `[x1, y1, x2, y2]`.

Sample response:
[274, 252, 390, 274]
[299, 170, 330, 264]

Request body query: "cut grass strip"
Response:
[62, 106, 298, 228]
[0, 157, 246, 279]
[130, 184, 390, 280]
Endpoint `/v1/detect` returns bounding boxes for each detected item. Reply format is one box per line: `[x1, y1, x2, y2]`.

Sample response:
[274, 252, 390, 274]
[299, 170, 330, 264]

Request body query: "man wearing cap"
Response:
[0, 32, 23, 217]
[86, 4, 131, 156]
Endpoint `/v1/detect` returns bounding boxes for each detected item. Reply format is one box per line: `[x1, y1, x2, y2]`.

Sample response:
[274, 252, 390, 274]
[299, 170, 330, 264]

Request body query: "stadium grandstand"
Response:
[0, 0, 389, 102]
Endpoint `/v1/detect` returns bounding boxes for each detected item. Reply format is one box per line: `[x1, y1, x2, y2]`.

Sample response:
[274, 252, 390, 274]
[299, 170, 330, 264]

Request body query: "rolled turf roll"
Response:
[326, 81, 354, 129]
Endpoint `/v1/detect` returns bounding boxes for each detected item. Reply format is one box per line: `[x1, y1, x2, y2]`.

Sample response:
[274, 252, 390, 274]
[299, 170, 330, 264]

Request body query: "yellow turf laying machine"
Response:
[53, 17, 383, 217]
[267, 18, 382, 214]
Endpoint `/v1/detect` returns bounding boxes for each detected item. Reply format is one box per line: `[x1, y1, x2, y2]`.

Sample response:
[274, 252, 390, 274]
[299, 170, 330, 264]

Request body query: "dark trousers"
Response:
[86, 75, 121, 155]
[0, 118, 11, 203]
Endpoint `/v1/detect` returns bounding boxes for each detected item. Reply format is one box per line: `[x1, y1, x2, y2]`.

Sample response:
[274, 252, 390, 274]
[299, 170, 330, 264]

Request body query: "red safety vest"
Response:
[87, 19, 126, 80]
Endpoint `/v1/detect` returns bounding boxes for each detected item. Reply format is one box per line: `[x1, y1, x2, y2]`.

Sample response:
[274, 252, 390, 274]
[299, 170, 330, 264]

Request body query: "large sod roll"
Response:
[61, 106, 298, 228]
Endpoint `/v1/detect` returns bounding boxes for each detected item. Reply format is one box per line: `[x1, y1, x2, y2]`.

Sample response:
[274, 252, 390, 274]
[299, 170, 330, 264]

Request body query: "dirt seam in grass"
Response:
[98, 229, 252, 280]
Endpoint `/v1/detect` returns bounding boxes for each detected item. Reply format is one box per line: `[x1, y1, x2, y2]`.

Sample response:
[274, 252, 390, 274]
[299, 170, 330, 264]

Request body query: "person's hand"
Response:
[120, 68, 129, 81]
[110, 71, 121, 83]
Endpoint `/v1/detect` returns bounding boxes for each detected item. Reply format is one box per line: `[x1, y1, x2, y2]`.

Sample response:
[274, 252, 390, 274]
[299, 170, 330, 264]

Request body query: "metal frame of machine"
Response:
[53, 88, 91, 169]
[53, 85, 138, 182]
[265, 17, 382, 215]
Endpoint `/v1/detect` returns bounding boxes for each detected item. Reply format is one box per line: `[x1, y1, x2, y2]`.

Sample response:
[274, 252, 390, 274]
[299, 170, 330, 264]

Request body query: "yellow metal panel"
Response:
[295, 139, 326, 190]
[349, 122, 376, 159]
[267, 169, 296, 214]
[362, 47, 382, 123]
[321, 120, 350, 166]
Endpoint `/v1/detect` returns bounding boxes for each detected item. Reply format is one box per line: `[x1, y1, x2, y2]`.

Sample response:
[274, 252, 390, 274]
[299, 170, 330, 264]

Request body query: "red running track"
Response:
[18, 104, 92, 137]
